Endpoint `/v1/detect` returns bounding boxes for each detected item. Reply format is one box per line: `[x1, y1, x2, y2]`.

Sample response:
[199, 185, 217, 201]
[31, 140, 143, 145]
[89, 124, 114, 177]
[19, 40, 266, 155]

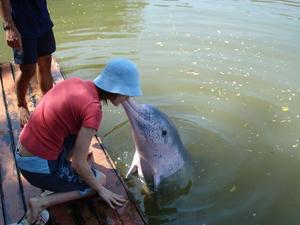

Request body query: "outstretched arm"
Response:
[0, 0, 22, 51]
[71, 126, 126, 209]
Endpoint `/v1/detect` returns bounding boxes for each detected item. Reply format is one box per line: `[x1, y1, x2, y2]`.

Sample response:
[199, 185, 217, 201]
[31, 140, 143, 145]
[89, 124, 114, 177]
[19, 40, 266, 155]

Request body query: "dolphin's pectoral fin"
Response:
[126, 164, 138, 178]
[126, 150, 141, 178]
[140, 158, 158, 190]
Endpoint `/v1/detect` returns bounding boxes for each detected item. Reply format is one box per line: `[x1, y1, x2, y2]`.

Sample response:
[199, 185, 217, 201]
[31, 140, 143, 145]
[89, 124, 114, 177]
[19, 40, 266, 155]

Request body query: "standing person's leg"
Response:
[36, 29, 56, 95]
[14, 29, 55, 126]
[13, 37, 38, 127]
[15, 63, 36, 126]
[37, 54, 53, 95]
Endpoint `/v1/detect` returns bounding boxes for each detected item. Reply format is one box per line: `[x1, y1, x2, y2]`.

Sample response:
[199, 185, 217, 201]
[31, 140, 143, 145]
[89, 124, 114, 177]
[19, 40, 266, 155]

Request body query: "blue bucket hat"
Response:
[93, 58, 142, 96]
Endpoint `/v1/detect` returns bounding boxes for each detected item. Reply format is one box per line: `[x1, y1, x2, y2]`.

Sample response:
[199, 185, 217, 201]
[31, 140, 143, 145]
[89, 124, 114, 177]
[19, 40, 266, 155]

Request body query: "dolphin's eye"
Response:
[162, 130, 167, 136]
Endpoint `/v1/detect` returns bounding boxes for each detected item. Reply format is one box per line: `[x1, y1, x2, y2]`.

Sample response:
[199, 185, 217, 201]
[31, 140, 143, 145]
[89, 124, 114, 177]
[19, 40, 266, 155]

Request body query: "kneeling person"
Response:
[15, 58, 142, 224]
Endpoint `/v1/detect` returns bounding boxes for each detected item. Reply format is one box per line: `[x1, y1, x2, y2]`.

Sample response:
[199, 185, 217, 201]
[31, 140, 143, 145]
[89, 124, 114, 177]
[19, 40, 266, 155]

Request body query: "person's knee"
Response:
[101, 174, 107, 186]
[95, 170, 106, 186]
[37, 55, 51, 74]
[37, 55, 53, 94]
[19, 64, 37, 81]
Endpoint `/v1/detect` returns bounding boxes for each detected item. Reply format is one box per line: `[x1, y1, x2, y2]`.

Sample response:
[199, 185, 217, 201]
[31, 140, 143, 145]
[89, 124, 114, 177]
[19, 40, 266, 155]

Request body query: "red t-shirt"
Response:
[19, 77, 102, 160]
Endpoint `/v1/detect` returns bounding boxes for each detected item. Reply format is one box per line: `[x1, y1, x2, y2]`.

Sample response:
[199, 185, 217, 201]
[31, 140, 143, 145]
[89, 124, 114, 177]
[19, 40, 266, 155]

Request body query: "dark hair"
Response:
[97, 88, 117, 105]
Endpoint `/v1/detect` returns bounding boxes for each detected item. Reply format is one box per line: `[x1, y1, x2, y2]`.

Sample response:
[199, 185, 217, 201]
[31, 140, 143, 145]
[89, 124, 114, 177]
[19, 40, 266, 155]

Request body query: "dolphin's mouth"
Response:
[121, 98, 141, 121]
[121, 98, 148, 131]
[121, 98, 140, 116]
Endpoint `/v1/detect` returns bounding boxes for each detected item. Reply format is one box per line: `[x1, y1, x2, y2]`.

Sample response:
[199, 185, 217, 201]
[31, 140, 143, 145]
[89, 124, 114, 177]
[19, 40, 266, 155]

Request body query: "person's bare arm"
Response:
[0, 0, 13, 25]
[0, 0, 22, 51]
[71, 126, 126, 209]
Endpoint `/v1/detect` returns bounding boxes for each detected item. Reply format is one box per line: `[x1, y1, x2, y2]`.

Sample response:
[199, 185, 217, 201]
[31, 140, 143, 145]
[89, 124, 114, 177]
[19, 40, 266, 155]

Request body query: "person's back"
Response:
[20, 77, 102, 160]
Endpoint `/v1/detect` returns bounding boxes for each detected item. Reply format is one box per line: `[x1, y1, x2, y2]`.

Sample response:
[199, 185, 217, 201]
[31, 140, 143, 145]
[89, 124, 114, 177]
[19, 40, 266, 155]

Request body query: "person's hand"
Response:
[5, 25, 22, 52]
[98, 186, 127, 209]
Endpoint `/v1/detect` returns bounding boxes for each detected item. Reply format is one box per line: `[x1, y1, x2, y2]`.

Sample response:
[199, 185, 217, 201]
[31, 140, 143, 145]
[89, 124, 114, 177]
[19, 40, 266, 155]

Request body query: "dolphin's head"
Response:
[122, 98, 191, 192]
[121, 98, 184, 160]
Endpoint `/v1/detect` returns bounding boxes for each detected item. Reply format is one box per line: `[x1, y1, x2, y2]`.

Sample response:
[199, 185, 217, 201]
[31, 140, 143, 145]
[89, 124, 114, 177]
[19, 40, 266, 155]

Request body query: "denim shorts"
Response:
[13, 29, 56, 65]
[16, 135, 96, 195]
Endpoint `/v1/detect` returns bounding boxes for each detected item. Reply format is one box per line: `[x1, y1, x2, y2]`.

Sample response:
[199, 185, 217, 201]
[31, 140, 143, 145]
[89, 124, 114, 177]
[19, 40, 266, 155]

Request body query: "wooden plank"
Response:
[87, 198, 122, 225]
[0, 64, 26, 224]
[86, 199, 111, 225]
[91, 138, 147, 225]
[70, 200, 101, 225]
[87, 145, 123, 225]
[51, 58, 65, 84]
[0, 170, 5, 225]
[0, 70, 8, 225]
[0, 66, 7, 225]
[1, 64, 42, 207]
[47, 204, 76, 225]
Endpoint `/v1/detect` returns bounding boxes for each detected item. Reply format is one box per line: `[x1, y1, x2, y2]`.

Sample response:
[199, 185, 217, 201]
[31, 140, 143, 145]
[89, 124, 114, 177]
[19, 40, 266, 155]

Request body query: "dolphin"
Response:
[121, 98, 191, 192]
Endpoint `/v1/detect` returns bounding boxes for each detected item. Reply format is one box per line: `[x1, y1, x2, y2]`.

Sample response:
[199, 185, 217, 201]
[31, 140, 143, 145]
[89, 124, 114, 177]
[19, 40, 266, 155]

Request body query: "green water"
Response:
[1, 1, 300, 224]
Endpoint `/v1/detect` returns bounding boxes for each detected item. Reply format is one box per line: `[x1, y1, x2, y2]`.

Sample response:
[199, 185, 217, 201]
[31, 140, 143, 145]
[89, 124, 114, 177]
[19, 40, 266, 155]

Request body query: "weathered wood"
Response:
[0, 74, 9, 225]
[91, 138, 147, 225]
[0, 64, 28, 224]
[47, 204, 76, 225]
[0, 66, 8, 225]
[70, 200, 101, 225]
[0, 171, 4, 225]
[1, 64, 42, 208]
[87, 198, 122, 225]
[51, 58, 64, 84]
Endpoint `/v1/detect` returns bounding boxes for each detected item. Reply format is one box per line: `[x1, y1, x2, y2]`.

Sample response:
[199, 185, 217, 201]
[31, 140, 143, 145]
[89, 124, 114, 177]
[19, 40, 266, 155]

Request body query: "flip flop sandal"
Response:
[9, 209, 49, 225]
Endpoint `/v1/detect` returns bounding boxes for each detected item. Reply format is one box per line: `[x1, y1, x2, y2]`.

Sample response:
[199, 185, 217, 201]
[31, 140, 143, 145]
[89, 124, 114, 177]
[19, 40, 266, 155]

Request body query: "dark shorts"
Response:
[13, 29, 56, 65]
[16, 135, 96, 195]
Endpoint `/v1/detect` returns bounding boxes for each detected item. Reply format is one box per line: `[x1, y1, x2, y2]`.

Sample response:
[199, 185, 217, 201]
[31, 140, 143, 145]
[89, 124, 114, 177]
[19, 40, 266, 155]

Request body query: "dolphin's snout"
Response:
[122, 98, 144, 118]
[122, 98, 147, 130]
[121, 98, 135, 111]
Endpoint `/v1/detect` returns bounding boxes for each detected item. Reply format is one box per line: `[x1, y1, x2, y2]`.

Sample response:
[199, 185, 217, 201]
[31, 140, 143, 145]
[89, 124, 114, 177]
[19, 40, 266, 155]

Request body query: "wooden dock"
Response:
[0, 59, 147, 225]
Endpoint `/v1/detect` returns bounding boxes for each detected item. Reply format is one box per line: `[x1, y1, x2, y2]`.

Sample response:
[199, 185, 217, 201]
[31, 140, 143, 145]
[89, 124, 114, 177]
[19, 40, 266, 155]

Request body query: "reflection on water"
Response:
[48, 0, 147, 77]
[1, 0, 300, 224]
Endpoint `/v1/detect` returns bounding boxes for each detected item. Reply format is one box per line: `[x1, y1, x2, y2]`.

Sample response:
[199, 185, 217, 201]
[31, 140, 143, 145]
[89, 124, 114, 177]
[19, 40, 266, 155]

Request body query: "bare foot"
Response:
[28, 197, 44, 223]
[18, 106, 30, 127]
